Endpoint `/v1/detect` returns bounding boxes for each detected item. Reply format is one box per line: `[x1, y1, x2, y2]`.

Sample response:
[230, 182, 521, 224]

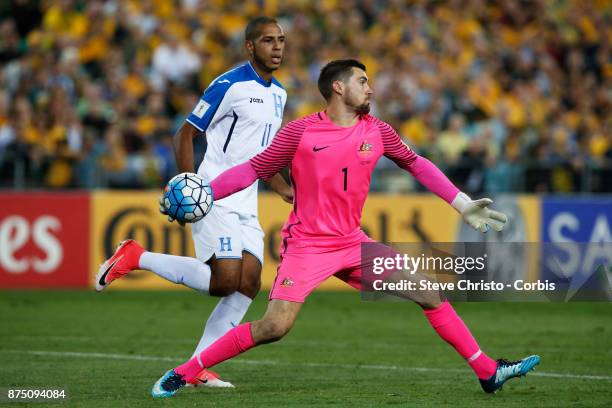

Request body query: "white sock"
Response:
[192, 291, 253, 356]
[139, 251, 211, 294]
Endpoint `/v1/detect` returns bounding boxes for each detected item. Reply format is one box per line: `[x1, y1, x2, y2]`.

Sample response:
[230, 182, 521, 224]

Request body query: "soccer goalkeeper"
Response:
[152, 59, 540, 398]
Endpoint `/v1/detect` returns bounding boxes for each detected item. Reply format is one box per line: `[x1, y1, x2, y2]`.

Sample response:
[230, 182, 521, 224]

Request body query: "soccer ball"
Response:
[163, 173, 213, 223]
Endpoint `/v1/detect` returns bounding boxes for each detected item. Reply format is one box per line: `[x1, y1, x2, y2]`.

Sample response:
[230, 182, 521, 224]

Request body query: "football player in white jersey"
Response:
[95, 17, 292, 387]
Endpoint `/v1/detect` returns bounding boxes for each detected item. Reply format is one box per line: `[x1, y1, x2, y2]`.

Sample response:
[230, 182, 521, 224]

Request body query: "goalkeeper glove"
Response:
[451, 192, 508, 233]
[158, 196, 186, 226]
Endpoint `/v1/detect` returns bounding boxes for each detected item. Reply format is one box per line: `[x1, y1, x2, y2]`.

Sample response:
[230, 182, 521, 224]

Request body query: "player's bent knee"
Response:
[209, 272, 240, 296]
[239, 254, 262, 298]
[210, 281, 238, 297]
[238, 276, 261, 299]
[209, 259, 242, 297]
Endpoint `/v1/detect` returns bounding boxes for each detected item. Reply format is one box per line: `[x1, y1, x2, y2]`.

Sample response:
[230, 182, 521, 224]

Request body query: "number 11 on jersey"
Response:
[261, 123, 273, 147]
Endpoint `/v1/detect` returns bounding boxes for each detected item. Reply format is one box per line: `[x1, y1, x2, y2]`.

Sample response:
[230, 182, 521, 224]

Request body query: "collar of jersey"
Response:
[247, 61, 274, 87]
[319, 110, 364, 129]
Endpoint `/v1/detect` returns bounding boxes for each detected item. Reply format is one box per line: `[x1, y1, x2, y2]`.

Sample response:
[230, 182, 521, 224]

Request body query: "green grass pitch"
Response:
[1, 290, 610, 407]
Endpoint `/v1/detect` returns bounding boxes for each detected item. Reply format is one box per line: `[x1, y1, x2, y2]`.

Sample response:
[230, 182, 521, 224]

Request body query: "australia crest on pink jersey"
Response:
[357, 139, 374, 162]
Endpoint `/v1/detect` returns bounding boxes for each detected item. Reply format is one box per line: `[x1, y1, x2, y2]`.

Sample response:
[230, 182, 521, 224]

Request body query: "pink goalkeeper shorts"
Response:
[270, 232, 397, 303]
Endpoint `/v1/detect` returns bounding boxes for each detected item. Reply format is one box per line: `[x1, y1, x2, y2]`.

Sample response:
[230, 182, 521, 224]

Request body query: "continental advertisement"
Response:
[4, 191, 597, 291]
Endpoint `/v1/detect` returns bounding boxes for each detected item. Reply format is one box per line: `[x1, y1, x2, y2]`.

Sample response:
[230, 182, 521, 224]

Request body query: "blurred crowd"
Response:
[0, 0, 610, 193]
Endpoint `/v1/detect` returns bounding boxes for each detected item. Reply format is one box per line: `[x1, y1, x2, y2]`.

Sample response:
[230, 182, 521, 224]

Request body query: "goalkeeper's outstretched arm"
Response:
[379, 121, 507, 232]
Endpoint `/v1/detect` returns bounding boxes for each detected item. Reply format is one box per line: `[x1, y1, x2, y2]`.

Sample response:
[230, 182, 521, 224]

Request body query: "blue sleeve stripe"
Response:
[188, 81, 233, 131]
[186, 118, 205, 132]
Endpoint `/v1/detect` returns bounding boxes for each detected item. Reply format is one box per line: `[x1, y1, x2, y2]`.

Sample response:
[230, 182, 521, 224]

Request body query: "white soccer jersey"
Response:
[186, 62, 287, 216]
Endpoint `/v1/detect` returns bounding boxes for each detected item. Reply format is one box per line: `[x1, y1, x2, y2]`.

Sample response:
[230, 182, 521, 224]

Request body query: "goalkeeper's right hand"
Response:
[158, 196, 185, 226]
[451, 192, 508, 233]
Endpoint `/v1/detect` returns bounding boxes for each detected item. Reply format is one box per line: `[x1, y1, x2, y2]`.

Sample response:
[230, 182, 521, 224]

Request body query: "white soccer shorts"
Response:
[191, 204, 264, 266]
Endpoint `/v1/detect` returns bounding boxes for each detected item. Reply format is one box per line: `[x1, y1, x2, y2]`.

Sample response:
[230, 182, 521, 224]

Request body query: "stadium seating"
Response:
[0, 0, 609, 192]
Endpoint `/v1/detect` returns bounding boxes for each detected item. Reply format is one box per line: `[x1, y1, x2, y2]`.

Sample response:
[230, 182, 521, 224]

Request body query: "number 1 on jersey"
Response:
[342, 167, 348, 191]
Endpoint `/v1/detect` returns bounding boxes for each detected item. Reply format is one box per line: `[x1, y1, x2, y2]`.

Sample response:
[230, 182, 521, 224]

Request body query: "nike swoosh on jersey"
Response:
[98, 257, 121, 286]
[313, 146, 329, 152]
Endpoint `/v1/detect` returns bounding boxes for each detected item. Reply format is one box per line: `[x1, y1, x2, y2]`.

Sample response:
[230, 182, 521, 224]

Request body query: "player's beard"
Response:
[252, 49, 278, 73]
[346, 90, 370, 115]
[355, 102, 370, 115]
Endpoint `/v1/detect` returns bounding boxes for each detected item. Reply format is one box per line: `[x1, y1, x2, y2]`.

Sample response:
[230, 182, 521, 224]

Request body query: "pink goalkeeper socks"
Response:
[175, 322, 256, 380]
[174, 303, 497, 381]
[424, 301, 497, 379]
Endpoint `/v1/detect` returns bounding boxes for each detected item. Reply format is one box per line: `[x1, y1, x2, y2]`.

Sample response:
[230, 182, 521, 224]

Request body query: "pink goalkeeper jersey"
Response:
[246, 111, 458, 253]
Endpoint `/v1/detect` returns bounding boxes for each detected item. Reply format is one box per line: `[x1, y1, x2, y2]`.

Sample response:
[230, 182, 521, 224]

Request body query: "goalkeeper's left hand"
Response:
[451, 193, 508, 233]
[158, 196, 186, 227]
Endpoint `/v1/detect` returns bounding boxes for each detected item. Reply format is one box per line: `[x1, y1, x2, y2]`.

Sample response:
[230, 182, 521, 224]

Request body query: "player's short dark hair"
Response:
[317, 59, 366, 101]
[245, 16, 279, 42]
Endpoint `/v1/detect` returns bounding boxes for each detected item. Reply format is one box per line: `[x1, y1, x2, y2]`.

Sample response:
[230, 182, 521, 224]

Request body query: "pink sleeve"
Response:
[250, 118, 306, 180]
[407, 156, 460, 203]
[209, 118, 308, 200]
[378, 120, 460, 204]
[209, 161, 258, 201]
